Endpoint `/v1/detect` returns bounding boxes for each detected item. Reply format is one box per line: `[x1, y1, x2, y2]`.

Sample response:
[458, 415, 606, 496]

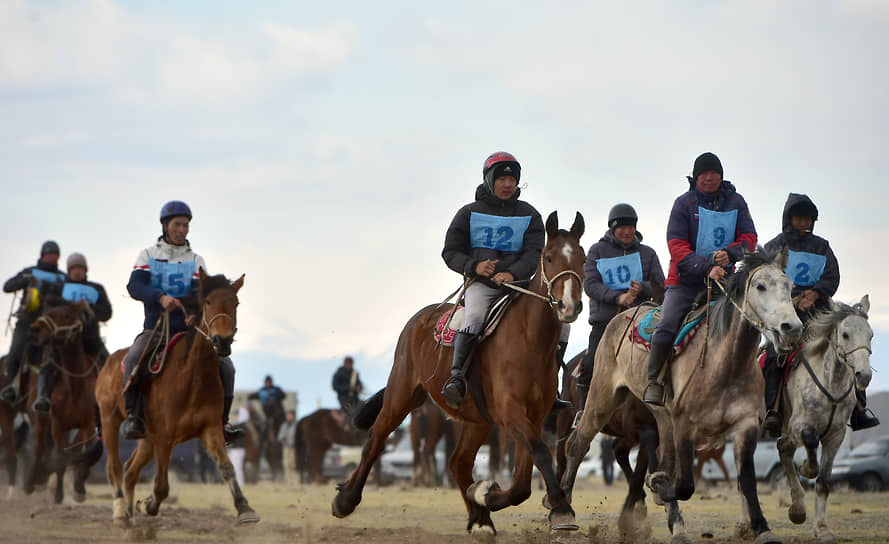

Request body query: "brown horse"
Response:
[332, 211, 585, 534]
[95, 271, 258, 527]
[410, 396, 455, 487]
[0, 361, 33, 498]
[695, 440, 731, 484]
[563, 247, 804, 544]
[294, 408, 367, 484]
[23, 298, 101, 503]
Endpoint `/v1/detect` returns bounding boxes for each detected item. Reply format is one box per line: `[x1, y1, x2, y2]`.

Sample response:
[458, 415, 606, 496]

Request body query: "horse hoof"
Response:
[646, 471, 669, 491]
[466, 480, 499, 507]
[237, 509, 260, 524]
[799, 464, 818, 480]
[788, 504, 806, 525]
[753, 530, 783, 544]
[331, 492, 356, 518]
[72, 490, 87, 503]
[470, 523, 495, 543]
[549, 511, 579, 531]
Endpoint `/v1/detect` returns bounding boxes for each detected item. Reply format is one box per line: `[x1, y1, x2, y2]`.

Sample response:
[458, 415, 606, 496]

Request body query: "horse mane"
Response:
[709, 246, 776, 338]
[199, 273, 234, 299]
[801, 301, 867, 359]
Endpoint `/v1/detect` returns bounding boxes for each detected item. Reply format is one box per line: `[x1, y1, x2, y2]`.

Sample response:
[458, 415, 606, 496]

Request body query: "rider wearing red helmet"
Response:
[440, 152, 545, 409]
[120, 201, 242, 444]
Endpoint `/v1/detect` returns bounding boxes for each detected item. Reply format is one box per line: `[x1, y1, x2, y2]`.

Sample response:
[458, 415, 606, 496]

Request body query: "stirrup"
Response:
[762, 410, 782, 437]
[441, 376, 466, 410]
[223, 424, 245, 446]
[850, 408, 880, 431]
[122, 415, 147, 440]
[643, 382, 665, 406]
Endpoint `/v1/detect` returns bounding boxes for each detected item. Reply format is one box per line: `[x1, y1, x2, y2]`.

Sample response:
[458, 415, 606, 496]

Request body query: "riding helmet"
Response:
[608, 203, 638, 231]
[482, 151, 521, 193]
[159, 200, 193, 224]
[41, 240, 60, 256]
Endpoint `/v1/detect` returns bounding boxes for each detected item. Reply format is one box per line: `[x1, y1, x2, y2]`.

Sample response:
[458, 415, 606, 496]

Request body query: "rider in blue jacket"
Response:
[120, 201, 243, 444]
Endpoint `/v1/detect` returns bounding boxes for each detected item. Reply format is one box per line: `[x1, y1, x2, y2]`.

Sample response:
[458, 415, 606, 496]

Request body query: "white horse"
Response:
[777, 295, 872, 543]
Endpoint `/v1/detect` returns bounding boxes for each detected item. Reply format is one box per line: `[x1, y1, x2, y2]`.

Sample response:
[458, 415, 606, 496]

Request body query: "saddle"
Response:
[628, 302, 715, 354]
[120, 331, 188, 377]
[433, 292, 518, 347]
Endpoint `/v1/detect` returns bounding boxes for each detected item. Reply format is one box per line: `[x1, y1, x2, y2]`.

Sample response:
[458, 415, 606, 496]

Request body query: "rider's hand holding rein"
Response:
[159, 294, 186, 314]
[708, 265, 727, 282]
[491, 271, 514, 286]
[475, 259, 498, 278]
[710, 249, 730, 267]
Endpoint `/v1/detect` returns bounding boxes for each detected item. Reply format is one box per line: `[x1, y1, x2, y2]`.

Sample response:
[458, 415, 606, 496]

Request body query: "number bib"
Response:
[596, 253, 643, 290]
[62, 283, 99, 304]
[785, 250, 827, 287]
[148, 259, 195, 297]
[469, 212, 531, 252]
[695, 207, 737, 256]
[31, 269, 64, 286]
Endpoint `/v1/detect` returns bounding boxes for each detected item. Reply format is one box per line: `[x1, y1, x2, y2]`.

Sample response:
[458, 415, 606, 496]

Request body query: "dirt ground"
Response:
[1, 474, 887, 543]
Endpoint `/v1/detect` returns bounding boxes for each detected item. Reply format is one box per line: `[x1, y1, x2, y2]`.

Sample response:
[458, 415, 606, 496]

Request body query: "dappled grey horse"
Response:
[777, 295, 872, 543]
[563, 247, 802, 544]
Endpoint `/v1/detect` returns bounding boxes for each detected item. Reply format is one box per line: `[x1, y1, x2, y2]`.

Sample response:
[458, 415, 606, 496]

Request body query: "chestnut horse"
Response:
[294, 408, 368, 484]
[563, 247, 803, 544]
[333, 211, 585, 534]
[24, 298, 102, 503]
[95, 271, 258, 527]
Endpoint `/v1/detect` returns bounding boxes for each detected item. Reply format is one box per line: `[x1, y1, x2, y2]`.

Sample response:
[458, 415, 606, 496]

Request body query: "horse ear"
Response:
[570, 212, 585, 240]
[773, 244, 789, 270]
[231, 274, 245, 293]
[857, 294, 870, 316]
[545, 211, 559, 239]
[198, 267, 208, 284]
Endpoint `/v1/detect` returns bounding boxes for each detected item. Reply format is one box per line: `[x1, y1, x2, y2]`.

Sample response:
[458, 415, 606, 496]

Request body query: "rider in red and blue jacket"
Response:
[643, 152, 757, 405]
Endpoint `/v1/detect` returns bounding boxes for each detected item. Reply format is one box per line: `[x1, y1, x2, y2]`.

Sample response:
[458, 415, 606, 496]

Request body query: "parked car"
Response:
[698, 438, 806, 488]
[829, 436, 889, 491]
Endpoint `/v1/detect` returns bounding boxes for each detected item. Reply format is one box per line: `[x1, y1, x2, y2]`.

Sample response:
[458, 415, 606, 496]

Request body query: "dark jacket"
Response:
[4, 260, 66, 313]
[583, 230, 665, 322]
[332, 366, 362, 397]
[665, 179, 758, 287]
[442, 185, 545, 289]
[61, 279, 113, 322]
[249, 385, 286, 407]
[763, 193, 839, 308]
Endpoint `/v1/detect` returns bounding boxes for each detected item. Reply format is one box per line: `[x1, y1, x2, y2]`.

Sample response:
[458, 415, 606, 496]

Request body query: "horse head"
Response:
[543, 211, 585, 323]
[733, 246, 803, 352]
[197, 269, 245, 357]
[29, 299, 89, 346]
[833, 295, 873, 390]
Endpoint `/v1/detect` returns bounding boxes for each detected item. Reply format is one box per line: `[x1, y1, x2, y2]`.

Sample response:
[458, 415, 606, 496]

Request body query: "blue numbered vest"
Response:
[785, 250, 827, 288]
[62, 283, 100, 305]
[31, 269, 65, 286]
[148, 259, 196, 298]
[695, 207, 737, 256]
[469, 212, 531, 252]
[596, 253, 643, 290]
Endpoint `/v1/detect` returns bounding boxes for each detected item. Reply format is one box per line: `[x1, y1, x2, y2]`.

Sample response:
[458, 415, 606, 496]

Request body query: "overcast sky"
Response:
[2, 1, 887, 411]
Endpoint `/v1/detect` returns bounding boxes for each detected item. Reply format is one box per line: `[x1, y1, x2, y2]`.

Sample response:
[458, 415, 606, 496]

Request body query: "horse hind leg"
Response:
[450, 421, 497, 536]
[813, 436, 843, 543]
[201, 426, 259, 524]
[777, 434, 807, 525]
[734, 426, 780, 544]
[618, 441, 654, 541]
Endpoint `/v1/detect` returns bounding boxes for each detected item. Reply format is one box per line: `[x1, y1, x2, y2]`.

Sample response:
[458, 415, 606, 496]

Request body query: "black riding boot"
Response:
[222, 395, 244, 445]
[643, 341, 672, 406]
[551, 341, 573, 411]
[762, 352, 783, 436]
[122, 386, 146, 440]
[850, 389, 880, 431]
[32, 364, 58, 413]
[441, 331, 477, 410]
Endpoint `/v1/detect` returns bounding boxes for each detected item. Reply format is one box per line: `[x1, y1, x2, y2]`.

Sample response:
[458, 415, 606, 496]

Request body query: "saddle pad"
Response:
[120, 331, 188, 375]
[433, 293, 516, 347]
[757, 349, 798, 370]
[629, 302, 715, 354]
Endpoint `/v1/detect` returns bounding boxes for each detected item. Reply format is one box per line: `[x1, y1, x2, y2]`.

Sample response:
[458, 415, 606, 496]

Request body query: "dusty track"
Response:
[1, 476, 887, 543]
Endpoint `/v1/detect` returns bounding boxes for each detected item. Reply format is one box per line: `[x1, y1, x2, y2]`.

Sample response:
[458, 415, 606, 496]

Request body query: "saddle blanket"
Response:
[120, 331, 188, 375]
[628, 303, 714, 354]
[433, 293, 515, 347]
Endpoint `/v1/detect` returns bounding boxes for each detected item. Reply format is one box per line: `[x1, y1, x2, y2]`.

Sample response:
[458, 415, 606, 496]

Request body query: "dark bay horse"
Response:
[563, 247, 803, 544]
[333, 211, 586, 534]
[410, 396, 455, 487]
[95, 271, 258, 527]
[294, 408, 367, 484]
[24, 298, 102, 503]
[0, 361, 32, 498]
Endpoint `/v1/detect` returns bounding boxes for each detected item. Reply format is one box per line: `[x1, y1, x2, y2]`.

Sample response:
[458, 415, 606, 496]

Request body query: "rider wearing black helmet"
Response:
[120, 201, 242, 444]
[1, 241, 67, 405]
[440, 151, 545, 409]
[575, 203, 664, 421]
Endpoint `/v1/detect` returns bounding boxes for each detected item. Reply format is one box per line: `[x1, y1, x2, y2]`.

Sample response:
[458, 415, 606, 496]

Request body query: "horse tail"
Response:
[353, 388, 385, 431]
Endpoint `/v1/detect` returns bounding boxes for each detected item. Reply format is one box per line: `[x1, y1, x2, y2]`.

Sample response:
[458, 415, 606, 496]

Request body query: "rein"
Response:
[797, 355, 855, 441]
[503, 252, 583, 308]
[712, 264, 770, 333]
[34, 314, 83, 344]
[195, 309, 236, 342]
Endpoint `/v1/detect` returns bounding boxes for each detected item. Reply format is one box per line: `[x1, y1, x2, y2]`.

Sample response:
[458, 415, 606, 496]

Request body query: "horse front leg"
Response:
[50, 422, 69, 504]
[777, 434, 806, 525]
[618, 440, 654, 541]
[201, 425, 259, 524]
[137, 442, 172, 517]
[734, 425, 780, 544]
[0, 412, 17, 498]
[452, 422, 496, 536]
[562, 387, 625, 502]
[24, 416, 50, 495]
[123, 438, 156, 522]
[479, 435, 534, 512]
[813, 435, 843, 543]
[102, 411, 129, 526]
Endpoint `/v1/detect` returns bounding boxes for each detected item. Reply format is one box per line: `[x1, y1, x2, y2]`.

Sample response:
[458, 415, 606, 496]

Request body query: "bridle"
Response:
[504, 251, 583, 309]
[712, 264, 788, 340]
[34, 313, 83, 344]
[195, 308, 237, 342]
